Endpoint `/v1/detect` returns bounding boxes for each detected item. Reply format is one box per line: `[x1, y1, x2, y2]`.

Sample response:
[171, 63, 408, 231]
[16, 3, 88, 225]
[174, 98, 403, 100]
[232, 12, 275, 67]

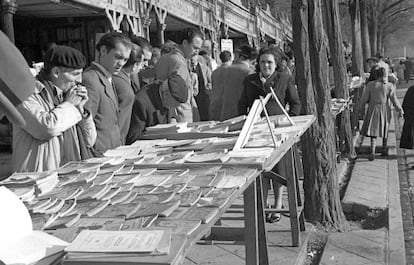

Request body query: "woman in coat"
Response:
[361, 66, 403, 160]
[239, 47, 301, 223]
[400, 85, 414, 149]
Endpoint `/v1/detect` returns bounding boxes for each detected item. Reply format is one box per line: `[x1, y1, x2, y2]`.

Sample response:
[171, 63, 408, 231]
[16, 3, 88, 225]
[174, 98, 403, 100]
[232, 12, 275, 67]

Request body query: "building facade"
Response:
[1, 0, 292, 64]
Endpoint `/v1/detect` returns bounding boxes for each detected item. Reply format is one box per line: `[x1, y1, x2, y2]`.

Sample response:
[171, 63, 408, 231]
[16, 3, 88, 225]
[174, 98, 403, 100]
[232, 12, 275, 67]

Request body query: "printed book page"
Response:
[0, 187, 68, 265]
[65, 229, 165, 253]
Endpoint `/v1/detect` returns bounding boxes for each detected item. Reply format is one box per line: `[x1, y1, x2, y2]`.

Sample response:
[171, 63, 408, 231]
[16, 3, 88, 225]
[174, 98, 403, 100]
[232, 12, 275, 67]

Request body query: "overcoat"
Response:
[400, 85, 414, 149]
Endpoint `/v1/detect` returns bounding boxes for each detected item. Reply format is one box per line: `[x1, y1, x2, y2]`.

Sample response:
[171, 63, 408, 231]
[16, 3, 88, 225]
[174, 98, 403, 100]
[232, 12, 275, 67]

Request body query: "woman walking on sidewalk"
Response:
[361, 67, 403, 160]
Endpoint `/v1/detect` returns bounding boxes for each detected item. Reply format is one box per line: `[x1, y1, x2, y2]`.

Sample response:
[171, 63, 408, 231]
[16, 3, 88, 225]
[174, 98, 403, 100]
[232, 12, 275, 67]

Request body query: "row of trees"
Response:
[292, 0, 413, 230]
[344, 0, 414, 74]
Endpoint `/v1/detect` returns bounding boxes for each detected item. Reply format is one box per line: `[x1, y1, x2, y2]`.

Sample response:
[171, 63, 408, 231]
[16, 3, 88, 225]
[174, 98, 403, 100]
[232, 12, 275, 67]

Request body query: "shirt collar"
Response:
[92, 61, 113, 83]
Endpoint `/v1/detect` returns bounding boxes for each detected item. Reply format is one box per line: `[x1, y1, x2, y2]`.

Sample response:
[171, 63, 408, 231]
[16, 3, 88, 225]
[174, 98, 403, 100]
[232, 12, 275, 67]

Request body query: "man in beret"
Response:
[83, 32, 132, 154]
[12, 45, 96, 172]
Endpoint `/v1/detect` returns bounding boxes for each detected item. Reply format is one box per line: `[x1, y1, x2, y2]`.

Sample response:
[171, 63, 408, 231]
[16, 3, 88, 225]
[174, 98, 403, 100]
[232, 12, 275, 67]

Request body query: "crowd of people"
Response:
[10, 28, 299, 222]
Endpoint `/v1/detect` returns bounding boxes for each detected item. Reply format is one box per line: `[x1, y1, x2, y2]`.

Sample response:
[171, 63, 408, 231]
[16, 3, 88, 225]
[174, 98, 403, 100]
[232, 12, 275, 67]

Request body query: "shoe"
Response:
[369, 154, 375, 161]
[265, 205, 281, 223]
[266, 213, 281, 223]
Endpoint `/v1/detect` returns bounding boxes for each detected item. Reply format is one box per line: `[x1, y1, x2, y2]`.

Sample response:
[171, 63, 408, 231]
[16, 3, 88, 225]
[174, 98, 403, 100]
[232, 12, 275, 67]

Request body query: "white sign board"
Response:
[221, 39, 234, 59]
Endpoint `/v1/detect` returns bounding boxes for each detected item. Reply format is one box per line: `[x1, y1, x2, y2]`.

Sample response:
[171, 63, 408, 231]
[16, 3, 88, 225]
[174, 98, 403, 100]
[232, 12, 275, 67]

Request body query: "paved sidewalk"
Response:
[321, 97, 406, 264]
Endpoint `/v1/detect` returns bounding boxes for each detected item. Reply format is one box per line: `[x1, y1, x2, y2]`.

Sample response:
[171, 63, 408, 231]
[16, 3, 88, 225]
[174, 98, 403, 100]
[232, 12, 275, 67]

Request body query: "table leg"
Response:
[286, 148, 301, 246]
[244, 176, 269, 265]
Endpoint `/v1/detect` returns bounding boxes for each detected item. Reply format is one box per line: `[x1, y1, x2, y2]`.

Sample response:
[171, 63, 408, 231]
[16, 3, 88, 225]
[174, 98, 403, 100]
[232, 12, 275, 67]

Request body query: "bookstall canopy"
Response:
[16, 0, 102, 18]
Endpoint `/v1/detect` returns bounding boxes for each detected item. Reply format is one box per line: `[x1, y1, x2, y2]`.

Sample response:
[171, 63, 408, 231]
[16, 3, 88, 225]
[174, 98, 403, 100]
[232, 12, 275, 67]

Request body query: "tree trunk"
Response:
[349, 0, 364, 77]
[323, 0, 355, 158]
[292, 0, 348, 230]
[377, 27, 383, 55]
[368, 2, 378, 56]
[360, 0, 371, 72]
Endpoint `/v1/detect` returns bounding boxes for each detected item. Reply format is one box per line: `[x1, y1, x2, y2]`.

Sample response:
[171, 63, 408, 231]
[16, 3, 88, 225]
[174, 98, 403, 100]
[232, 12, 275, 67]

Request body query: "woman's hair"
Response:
[123, 44, 143, 68]
[368, 66, 386, 82]
[255, 47, 280, 73]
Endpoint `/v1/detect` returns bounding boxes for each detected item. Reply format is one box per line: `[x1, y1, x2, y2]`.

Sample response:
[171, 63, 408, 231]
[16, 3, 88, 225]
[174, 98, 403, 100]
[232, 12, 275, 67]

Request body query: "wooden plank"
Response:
[285, 149, 301, 247]
[244, 180, 259, 265]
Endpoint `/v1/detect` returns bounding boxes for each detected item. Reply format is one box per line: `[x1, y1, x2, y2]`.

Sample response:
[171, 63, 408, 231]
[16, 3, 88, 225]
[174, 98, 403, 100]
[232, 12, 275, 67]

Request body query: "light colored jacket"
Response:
[155, 49, 194, 122]
[12, 81, 96, 172]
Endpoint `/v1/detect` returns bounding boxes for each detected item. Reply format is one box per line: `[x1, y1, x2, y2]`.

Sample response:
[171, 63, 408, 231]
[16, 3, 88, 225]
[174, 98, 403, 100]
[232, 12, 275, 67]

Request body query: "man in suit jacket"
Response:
[83, 32, 132, 155]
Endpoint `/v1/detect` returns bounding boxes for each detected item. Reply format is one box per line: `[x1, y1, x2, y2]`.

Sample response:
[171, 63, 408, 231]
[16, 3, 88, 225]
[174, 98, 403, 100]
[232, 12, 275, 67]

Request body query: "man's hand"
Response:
[64, 86, 82, 106]
[74, 85, 89, 114]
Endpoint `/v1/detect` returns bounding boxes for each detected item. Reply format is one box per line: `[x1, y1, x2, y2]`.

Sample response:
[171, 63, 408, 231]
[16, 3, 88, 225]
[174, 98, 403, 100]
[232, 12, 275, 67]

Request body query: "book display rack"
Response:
[0, 112, 315, 265]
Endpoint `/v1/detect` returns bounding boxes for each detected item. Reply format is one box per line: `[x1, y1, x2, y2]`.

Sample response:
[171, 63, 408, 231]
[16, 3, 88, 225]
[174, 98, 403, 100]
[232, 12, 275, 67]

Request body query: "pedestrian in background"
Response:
[360, 67, 403, 160]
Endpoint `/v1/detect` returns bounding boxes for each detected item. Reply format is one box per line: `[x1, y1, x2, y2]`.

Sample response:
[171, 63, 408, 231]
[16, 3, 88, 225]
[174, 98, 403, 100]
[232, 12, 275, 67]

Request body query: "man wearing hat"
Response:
[12, 45, 96, 172]
[82, 32, 132, 154]
[210, 45, 257, 121]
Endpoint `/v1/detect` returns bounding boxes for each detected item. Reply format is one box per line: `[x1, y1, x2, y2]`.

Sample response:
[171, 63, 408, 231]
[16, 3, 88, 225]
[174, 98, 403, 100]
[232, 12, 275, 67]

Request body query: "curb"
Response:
[389, 111, 407, 265]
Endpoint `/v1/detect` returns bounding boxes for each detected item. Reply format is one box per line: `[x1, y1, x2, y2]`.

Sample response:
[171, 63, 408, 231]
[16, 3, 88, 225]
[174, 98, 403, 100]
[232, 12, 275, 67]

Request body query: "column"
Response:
[1, 0, 17, 43]
[142, 17, 151, 41]
[154, 4, 167, 46]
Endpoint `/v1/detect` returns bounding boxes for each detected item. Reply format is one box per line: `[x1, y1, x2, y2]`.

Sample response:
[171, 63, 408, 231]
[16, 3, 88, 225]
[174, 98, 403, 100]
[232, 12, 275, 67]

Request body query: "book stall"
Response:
[0, 95, 315, 265]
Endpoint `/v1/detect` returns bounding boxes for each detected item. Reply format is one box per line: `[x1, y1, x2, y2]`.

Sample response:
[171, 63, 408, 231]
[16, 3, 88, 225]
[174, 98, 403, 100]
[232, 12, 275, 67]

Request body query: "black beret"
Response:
[366, 57, 378, 63]
[44, 45, 86, 70]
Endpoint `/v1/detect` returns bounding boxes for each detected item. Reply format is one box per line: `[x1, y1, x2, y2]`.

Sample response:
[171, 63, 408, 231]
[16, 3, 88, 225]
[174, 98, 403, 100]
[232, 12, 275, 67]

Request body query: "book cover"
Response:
[74, 217, 125, 230]
[128, 200, 180, 219]
[42, 199, 66, 215]
[151, 219, 201, 236]
[111, 173, 141, 185]
[58, 199, 77, 217]
[131, 185, 157, 194]
[98, 164, 124, 175]
[166, 207, 190, 219]
[109, 190, 133, 205]
[72, 199, 110, 216]
[92, 203, 141, 219]
[179, 206, 219, 224]
[58, 161, 102, 174]
[160, 174, 195, 186]
[115, 165, 134, 175]
[44, 213, 81, 230]
[177, 189, 202, 207]
[76, 184, 109, 201]
[131, 192, 176, 204]
[100, 186, 122, 201]
[151, 183, 187, 194]
[93, 172, 115, 185]
[65, 229, 166, 253]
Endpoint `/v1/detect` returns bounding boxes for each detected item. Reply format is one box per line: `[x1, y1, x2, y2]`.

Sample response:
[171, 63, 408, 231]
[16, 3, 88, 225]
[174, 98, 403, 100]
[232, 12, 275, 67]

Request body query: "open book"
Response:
[0, 186, 68, 265]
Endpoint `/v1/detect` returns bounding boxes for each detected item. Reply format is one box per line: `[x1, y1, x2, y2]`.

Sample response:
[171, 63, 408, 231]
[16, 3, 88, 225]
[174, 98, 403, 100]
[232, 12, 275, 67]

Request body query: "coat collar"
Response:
[90, 62, 119, 110]
[249, 71, 279, 93]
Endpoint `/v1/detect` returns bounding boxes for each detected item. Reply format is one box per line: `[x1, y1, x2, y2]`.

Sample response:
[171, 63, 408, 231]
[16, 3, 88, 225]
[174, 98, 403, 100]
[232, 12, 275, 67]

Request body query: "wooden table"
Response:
[63, 115, 316, 265]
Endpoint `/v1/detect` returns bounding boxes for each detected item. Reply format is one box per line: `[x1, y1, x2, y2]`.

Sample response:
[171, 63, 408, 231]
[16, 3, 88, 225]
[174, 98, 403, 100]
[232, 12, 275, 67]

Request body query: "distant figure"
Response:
[191, 54, 212, 121]
[400, 85, 414, 149]
[210, 50, 232, 121]
[404, 59, 412, 84]
[343, 40, 352, 72]
[360, 67, 403, 160]
[210, 45, 257, 121]
[376, 53, 390, 78]
[396, 60, 405, 85]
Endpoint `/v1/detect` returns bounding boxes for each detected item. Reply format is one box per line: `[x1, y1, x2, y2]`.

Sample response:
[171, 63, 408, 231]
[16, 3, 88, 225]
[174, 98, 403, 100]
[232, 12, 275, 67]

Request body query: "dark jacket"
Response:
[210, 62, 253, 121]
[400, 85, 414, 149]
[126, 81, 169, 145]
[239, 71, 301, 116]
[83, 62, 122, 154]
[113, 70, 135, 143]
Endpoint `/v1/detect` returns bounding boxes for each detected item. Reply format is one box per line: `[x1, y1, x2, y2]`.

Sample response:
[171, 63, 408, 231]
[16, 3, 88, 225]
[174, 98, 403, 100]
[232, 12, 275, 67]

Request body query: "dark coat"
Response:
[239, 71, 301, 116]
[194, 62, 212, 121]
[400, 85, 414, 149]
[83, 62, 122, 154]
[126, 81, 169, 145]
[113, 70, 135, 143]
[210, 62, 252, 121]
